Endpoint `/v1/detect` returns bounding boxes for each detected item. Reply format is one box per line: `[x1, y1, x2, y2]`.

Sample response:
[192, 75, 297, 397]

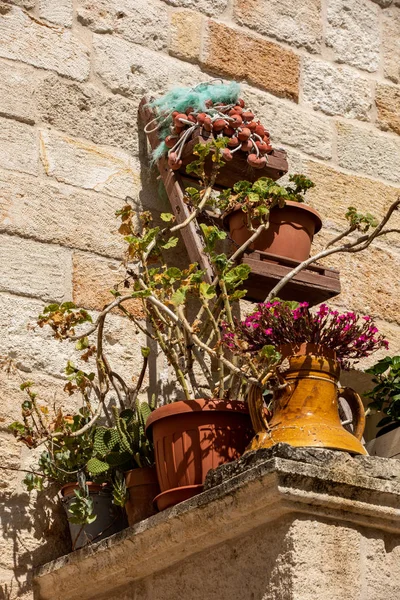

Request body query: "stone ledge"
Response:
[34, 445, 400, 600]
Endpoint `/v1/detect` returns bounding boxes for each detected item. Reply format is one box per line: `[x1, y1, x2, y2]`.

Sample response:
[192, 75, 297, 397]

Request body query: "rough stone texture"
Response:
[383, 7, 400, 84]
[0, 60, 36, 124]
[93, 34, 204, 99]
[38, 0, 73, 27]
[0, 291, 146, 383]
[36, 74, 139, 155]
[77, 0, 169, 51]
[244, 86, 332, 160]
[0, 6, 90, 81]
[233, 0, 322, 53]
[205, 444, 400, 489]
[326, 0, 380, 73]
[337, 121, 400, 183]
[0, 117, 38, 176]
[169, 10, 203, 62]
[376, 83, 400, 136]
[34, 445, 400, 600]
[39, 129, 141, 199]
[203, 21, 300, 102]
[312, 230, 400, 326]
[304, 161, 400, 230]
[302, 58, 372, 120]
[0, 234, 71, 302]
[0, 170, 127, 259]
[160, 0, 227, 17]
[72, 251, 145, 316]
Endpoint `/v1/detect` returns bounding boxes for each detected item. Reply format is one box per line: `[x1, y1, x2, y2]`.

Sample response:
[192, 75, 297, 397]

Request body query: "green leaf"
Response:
[20, 381, 34, 391]
[131, 289, 151, 299]
[60, 301, 76, 311]
[160, 212, 174, 222]
[75, 337, 89, 351]
[165, 267, 182, 279]
[247, 192, 260, 204]
[43, 303, 60, 314]
[233, 181, 252, 194]
[199, 282, 216, 300]
[171, 286, 188, 306]
[224, 264, 251, 287]
[162, 237, 179, 249]
[141, 346, 150, 358]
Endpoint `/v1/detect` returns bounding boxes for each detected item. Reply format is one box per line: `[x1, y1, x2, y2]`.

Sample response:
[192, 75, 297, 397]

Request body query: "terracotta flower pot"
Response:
[224, 201, 322, 262]
[124, 466, 160, 526]
[246, 346, 367, 455]
[145, 399, 253, 511]
[61, 482, 127, 550]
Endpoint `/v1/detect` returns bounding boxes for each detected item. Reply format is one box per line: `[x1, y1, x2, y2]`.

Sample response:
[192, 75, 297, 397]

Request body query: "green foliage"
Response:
[345, 206, 378, 233]
[88, 403, 155, 483]
[216, 174, 316, 227]
[186, 139, 229, 183]
[366, 356, 400, 427]
[67, 478, 97, 526]
[38, 302, 92, 340]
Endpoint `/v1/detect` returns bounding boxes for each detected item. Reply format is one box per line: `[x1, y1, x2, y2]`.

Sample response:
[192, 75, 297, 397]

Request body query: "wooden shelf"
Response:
[139, 97, 341, 306]
[242, 251, 341, 305]
[179, 135, 288, 188]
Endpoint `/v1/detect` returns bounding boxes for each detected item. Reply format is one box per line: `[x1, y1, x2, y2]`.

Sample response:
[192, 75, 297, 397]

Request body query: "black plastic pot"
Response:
[61, 483, 127, 550]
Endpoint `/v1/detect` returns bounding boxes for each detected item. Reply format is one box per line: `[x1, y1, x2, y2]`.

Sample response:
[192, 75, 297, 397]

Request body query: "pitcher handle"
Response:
[338, 387, 365, 441]
[247, 384, 270, 435]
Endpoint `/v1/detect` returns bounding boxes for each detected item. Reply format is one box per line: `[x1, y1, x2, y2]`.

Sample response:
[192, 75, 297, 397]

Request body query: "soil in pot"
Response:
[146, 399, 253, 511]
[225, 201, 322, 262]
[124, 466, 160, 526]
[61, 482, 127, 550]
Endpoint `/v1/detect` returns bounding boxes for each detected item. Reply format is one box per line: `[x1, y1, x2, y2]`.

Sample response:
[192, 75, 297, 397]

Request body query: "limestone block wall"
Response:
[0, 0, 399, 598]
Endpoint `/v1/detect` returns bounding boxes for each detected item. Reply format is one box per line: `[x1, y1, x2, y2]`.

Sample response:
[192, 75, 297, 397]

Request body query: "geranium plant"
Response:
[225, 301, 388, 370]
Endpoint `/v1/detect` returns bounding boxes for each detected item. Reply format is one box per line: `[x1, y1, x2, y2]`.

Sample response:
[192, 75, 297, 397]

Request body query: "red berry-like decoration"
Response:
[247, 154, 267, 169]
[238, 127, 251, 141]
[229, 114, 243, 128]
[205, 99, 213, 108]
[197, 112, 207, 124]
[255, 141, 269, 154]
[213, 118, 226, 132]
[228, 136, 240, 147]
[242, 111, 254, 122]
[255, 124, 265, 137]
[222, 148, 233, 161]
[223, 125, 235, 136]
[174, 113, 187, 127]
[240, 140, 252, 152]
[168, 152, 182, 170]
[203, 117, 212, 131]
[237, 98, 245, 108]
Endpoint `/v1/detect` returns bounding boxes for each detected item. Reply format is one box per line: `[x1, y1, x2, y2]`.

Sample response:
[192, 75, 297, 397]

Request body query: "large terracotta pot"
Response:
[124, 466, 159, 526]
[145, 399, 253, 511]
[247, 345, 367, 455]
[224, 201, 322, 261]
[61, 483, 127, 550]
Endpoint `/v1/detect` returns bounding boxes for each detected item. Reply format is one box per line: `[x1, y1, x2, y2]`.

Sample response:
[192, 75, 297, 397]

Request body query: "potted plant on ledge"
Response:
[365, 356, 400, 459]
[223, 300, 389, 455]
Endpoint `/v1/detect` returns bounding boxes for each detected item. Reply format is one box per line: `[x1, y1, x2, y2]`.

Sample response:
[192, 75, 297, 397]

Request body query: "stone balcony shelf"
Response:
[34, 444, 400, 600]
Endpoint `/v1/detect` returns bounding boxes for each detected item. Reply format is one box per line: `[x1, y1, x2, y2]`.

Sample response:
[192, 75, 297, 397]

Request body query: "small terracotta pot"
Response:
[224, 201, 322, 262]
[146, 399, 253, 511]
[124, 467, 160, 526]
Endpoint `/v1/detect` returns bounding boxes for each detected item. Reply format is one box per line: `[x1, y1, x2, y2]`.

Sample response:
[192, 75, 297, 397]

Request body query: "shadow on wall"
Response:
[0, 452, 70, 599]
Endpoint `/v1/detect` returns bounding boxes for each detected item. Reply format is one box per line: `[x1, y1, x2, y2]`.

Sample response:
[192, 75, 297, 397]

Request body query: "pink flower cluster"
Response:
[224, 301, 388, 369]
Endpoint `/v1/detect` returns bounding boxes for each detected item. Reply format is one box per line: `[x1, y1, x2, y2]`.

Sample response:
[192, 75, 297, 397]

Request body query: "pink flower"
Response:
[363, 316, 372, 321]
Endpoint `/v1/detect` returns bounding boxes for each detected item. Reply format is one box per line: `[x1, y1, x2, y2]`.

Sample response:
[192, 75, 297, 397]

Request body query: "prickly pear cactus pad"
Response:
[146, 80, 274, 171]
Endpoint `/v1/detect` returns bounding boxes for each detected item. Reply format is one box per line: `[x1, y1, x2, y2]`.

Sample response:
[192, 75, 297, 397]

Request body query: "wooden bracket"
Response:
[138, 97, 341, 307]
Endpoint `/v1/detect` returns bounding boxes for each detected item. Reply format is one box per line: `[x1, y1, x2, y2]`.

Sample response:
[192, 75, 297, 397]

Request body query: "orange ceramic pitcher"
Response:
[247, 348, 367, 455]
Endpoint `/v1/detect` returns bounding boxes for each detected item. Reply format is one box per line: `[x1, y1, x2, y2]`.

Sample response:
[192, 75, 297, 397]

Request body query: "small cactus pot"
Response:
[61, 483, 127, 550]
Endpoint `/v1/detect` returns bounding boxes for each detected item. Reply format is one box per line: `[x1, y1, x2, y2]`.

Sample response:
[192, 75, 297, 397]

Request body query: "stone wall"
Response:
[0, 0, 400, 598]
